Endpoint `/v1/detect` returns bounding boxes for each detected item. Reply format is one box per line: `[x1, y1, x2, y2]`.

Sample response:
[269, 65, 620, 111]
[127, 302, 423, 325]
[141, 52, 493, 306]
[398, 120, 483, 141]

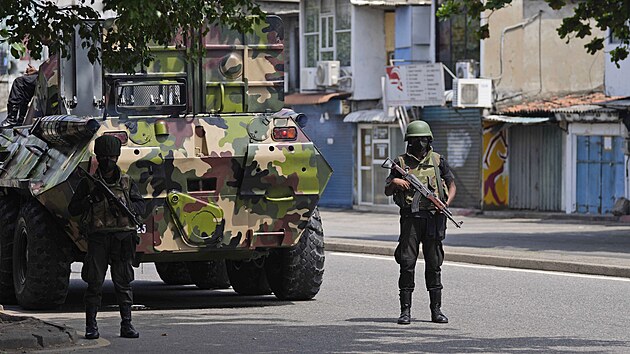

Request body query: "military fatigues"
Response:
[386, 151, 454, 293]
[68, 168, 145, 309]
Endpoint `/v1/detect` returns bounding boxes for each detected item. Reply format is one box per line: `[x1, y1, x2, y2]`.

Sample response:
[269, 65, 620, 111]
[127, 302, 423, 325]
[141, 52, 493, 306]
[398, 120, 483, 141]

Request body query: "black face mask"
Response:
[97, 158, 117, 173]
[409, 139, 429, 152]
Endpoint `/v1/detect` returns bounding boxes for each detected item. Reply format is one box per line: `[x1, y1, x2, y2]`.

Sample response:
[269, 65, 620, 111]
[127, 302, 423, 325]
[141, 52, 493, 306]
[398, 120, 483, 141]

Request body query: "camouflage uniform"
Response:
[385, 120, 455, 325]
[68, 135, 145, 339]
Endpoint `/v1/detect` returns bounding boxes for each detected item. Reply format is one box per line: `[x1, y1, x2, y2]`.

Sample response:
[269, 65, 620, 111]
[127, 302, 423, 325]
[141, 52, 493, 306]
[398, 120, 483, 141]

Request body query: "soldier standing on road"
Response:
[384, 120, 456, 325]
[68, 135, 145, 339]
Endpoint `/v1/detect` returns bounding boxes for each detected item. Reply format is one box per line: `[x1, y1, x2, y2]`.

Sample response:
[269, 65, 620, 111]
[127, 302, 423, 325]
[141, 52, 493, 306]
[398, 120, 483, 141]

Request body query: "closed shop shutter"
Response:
[421, 107, 482, 209]
[295, 102, 355, 208]
[509, 124, 563, 211]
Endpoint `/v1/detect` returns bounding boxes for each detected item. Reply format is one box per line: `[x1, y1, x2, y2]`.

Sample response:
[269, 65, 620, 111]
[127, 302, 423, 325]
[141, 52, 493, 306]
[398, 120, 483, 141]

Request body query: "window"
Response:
[303, 0, 352, 67]
[436, 0, 480, 89]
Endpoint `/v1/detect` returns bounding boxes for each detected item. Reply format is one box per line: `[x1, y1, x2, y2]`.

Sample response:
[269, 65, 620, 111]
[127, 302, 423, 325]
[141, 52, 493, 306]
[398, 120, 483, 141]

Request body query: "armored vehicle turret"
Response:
[0, 17, 332, 309]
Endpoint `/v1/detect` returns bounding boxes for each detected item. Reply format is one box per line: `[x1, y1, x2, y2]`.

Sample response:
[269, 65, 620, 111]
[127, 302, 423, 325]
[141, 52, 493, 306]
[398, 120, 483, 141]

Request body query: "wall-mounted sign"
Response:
[384, 63, 445, 107]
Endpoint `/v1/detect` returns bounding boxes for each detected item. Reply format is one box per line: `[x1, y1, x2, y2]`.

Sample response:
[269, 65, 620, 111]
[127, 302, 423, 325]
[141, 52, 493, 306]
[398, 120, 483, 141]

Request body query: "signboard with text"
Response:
[384, 63, 445, 107]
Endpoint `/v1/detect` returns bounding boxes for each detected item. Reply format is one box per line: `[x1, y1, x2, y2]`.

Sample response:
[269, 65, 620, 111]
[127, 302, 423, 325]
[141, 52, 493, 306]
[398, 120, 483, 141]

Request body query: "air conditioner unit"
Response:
[453, 79, 492, 108]
[300, 68, 318, 92]
[315, 60, 340, 87]
[456, 60, 478, 79]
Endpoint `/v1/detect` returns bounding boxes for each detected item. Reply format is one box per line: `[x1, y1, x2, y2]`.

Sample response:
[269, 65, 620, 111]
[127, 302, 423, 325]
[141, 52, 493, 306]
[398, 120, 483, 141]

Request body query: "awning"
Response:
[285, 92, 349, 106]
[484, 115, 549, 124]
[350, 0, 431, 5]
[343, 109, 397, 123]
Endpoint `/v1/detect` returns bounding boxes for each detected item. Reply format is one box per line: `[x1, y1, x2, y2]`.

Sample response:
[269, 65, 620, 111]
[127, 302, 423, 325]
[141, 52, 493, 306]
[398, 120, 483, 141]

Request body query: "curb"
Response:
[325, 238, 630, 279]
[0, 312, 78, 351]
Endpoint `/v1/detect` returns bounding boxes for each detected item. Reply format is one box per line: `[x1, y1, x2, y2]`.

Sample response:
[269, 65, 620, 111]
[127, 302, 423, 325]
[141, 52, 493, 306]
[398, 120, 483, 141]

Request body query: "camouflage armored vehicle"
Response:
[0, 17, 332, 309]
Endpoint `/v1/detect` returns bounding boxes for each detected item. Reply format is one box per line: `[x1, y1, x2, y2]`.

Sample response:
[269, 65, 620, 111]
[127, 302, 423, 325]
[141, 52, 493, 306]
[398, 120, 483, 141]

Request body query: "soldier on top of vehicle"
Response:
[1, 64, 38, 128]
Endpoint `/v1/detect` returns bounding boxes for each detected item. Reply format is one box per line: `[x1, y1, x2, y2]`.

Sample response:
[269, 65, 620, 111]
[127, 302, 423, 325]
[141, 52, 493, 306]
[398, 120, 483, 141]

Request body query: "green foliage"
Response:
[0, 0, 264, 73]
[437, 0, 630, 67]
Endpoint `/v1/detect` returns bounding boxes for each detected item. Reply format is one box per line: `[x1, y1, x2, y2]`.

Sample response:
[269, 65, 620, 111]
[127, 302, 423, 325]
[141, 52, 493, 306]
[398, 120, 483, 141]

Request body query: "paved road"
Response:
[321, 210, 630, 276]
[4, 252, 630, 353]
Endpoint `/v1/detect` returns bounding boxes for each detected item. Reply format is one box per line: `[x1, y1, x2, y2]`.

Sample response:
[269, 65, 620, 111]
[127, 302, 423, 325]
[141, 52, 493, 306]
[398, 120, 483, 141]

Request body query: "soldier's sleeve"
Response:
[128, 180, 146, 217]
[68, 178, 91, 216]
[439, 156, 455, 186]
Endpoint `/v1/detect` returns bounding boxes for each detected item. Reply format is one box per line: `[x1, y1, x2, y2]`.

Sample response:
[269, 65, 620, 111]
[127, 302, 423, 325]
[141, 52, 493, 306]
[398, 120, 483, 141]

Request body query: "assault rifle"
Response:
[78, 166, 143, 229]
[382, 157, 463, 228]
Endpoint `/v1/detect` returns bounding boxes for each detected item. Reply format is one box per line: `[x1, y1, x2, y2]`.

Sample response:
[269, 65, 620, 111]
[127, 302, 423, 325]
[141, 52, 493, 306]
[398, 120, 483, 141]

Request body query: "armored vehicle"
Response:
[0, 17, 332, 309]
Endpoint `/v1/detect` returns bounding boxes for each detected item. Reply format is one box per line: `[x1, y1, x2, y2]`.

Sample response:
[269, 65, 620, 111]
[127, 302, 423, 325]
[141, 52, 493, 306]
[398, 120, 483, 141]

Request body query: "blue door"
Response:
[576, 135, 625, 214]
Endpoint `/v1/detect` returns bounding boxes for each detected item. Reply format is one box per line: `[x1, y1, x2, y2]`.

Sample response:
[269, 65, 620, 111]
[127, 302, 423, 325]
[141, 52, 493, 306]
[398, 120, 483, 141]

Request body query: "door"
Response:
[358, 125, 404, 205]
[576, 135, 625, 214]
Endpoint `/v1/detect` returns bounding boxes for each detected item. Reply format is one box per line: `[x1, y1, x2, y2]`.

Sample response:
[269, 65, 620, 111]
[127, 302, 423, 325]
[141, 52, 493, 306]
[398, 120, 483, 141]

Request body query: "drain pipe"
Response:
[492, 12, 542, 88]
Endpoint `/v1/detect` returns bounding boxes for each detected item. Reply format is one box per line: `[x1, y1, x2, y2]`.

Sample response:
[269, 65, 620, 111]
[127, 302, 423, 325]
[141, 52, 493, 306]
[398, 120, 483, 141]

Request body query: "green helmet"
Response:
[405, 120, 433, 141]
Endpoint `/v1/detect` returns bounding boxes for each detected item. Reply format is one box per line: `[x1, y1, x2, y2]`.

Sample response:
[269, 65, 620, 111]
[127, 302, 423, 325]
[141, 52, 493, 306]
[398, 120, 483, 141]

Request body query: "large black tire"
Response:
[0, 195, 19, 304]
[265, 207, 325, 301]
[225, 258, 272, 295]
[12, 199, 73, 309]
[155, 262, 193, 285]
[186, 260, 230, 290]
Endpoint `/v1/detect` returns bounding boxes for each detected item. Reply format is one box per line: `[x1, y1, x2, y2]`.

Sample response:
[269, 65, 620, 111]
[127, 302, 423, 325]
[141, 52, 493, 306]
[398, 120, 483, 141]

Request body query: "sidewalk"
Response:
[321, 208, 630, 278]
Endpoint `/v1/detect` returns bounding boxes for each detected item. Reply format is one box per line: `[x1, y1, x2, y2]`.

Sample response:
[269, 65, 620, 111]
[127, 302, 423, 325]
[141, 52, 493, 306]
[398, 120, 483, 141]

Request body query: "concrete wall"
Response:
[482, 0, 605, 98]
[351, 5, 386, 100]
[605, 41, 630, 96]
[394, 5, 434, 63]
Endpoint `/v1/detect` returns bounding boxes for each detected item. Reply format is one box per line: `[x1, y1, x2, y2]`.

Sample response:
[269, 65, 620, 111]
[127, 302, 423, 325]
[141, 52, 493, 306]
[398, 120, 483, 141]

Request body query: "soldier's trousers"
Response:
[82, 232, 135, 308]
[394, 216, 445, 292]
[8, 74, 37, 106]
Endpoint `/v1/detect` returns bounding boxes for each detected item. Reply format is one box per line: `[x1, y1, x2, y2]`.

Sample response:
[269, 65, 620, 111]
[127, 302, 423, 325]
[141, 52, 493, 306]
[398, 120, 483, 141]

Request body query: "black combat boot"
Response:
[85, 305, 100, 339]
[120, 304, 139, 338]
[429, 289, 448, 323]
[397, 290, 412, 325]
[0, 103, 20, 128]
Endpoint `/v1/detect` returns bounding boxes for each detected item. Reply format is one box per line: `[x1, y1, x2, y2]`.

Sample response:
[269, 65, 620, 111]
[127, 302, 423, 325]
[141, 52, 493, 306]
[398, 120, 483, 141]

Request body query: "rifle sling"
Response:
[431, 154, 446, 202]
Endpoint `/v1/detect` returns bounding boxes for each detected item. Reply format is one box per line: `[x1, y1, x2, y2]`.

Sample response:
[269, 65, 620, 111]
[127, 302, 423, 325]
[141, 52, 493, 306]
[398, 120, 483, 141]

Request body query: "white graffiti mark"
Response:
[447, 129, 472, 168]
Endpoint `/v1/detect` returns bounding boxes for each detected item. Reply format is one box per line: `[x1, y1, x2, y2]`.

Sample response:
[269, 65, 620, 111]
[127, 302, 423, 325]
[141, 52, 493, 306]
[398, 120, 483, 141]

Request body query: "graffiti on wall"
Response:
[483, 122, 509, 207]
[447, 129, 472, 168]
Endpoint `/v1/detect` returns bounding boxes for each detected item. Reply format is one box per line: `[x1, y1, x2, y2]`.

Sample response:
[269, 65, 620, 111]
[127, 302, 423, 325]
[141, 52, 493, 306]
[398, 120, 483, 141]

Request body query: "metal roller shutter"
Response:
[421, 107, 482, 209]
[509, 124, 563, 211]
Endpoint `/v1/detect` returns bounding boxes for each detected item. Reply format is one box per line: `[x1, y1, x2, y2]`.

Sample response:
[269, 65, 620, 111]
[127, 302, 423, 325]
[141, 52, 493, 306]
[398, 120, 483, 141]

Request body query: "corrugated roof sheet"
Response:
[552, 104, 617, 114]
[485, 115, 549, 124]
[343, 109, 396, 123]
[598, 98, 630, 109]
[498, 92, 621, 116]
[350, 0, 431, 6]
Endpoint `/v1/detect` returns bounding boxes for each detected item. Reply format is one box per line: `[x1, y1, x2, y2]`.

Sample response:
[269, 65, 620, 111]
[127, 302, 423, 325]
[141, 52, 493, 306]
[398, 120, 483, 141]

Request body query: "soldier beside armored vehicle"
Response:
[0, 16, 331, 310]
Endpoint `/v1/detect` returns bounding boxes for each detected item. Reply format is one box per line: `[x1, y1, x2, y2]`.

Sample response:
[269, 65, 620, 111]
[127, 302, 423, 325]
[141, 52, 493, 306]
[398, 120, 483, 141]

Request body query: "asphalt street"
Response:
[3, 252, 630, 353]
[321, 209, 630, 277]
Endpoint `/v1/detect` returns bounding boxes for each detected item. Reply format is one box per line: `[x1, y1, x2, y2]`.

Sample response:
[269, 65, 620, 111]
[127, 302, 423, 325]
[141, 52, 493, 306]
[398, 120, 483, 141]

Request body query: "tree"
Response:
[0, 0, 264, 73]
[437, 0, 630, 66]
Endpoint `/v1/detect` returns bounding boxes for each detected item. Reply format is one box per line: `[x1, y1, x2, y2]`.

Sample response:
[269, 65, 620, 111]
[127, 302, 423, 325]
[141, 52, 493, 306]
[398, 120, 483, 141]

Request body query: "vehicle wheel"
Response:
[0, 195, 19, 304]
[265, 207, 325, 301]
[155, 262, 193, 285]
[226, 258, 271, 295]
[186, 260, 230, 290]
[12, 199, 73, 309]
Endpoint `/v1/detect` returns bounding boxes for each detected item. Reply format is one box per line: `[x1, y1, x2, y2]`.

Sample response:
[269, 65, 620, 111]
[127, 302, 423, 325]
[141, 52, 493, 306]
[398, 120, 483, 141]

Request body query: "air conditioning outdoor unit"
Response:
[300, 68, 318, 91]
[315, 60, 340, 87]
[455, 60, 478, 79]
[453, 79, 492, 108]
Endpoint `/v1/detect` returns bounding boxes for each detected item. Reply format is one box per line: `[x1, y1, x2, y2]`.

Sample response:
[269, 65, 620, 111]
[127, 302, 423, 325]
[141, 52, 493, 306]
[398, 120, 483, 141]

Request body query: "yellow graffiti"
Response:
[482, 122, 509, 207]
